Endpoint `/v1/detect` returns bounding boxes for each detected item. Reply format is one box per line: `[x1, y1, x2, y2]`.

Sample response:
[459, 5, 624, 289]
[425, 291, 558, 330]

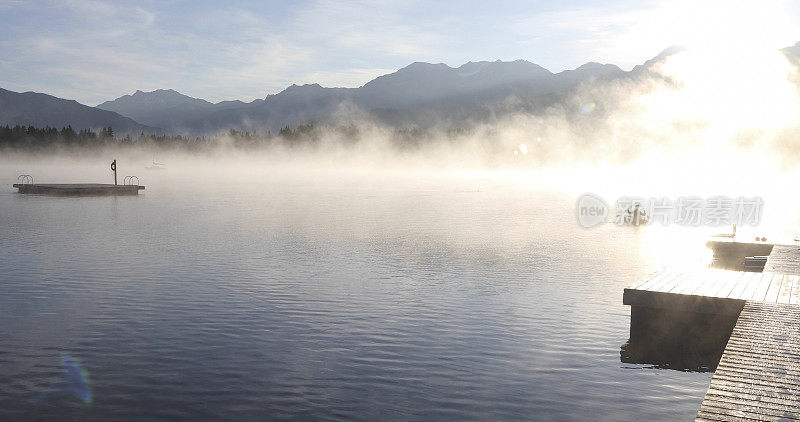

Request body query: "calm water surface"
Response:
[0, 163, 714, 420]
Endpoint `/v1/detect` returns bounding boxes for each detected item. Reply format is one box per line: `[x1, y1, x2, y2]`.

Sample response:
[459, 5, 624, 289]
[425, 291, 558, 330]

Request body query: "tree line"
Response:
[0, 124, 204, 151]
[0, 123, 474, 152]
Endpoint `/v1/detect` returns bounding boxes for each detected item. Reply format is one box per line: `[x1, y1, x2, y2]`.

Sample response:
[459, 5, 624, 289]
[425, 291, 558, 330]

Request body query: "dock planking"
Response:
[624, 269, 800, 309]
[13, 183, 144, 196]
[764, 245, 800, 276]
[696, 301, 800, 421]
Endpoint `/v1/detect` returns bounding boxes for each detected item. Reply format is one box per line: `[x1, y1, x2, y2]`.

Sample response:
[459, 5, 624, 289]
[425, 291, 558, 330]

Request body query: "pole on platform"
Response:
[111, 159, 117, 185]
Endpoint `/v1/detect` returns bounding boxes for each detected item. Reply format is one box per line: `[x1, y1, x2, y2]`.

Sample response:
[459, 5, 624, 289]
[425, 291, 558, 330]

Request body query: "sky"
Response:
[0, 0, 798, 105]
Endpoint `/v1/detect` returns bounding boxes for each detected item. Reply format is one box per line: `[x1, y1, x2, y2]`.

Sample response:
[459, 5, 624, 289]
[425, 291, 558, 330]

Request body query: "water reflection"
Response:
[620, 305, 742, 371]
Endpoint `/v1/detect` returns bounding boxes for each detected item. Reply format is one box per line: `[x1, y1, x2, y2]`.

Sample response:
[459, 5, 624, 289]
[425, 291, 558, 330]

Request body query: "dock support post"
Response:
[111, 159, 117, 185]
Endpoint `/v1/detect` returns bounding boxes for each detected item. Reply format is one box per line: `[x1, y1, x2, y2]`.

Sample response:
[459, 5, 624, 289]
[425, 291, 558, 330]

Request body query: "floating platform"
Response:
[12, 183, 145, 196]
[707, 239, 774, 271]
[624, 242, 800, 420]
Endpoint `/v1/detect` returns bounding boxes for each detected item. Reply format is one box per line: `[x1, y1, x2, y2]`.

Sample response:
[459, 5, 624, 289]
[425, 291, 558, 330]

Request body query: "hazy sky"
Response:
[1, 0, 798, 105]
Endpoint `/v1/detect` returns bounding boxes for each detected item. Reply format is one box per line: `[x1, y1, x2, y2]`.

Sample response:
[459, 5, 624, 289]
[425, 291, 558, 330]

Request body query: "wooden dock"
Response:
[697, 301, 800, 421]
[625, 258, 800, 419]
[12, 183, 144, 196]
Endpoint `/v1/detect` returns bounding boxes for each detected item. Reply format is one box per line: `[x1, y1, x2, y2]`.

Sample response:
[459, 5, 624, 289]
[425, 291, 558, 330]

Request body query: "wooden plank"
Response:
[699, 270, 731, 298]
[659, 273, 693, 294]
[708, 270, 741, 298]
[713, 373, 800, 393]
[748, 272, 774, 303]
[717, 359, 800, 376]
[630, 270, 671, 290]
[711, 380, 800, 402]
[716, 271, 751, 299]
[684, 271, 720, 296]
[791, 275, 800, 305]
[694, 270, 725, 297]
[695, 270, 736, 298]
[778, 274, 795, 305]
[643, 270, 680, 291]
[737, 271, 762, 298]
[735, 272, 763, 301]
[704, 392, 800, 415]
[665, 273, 691, 294]
[698, 403, 799, 421]
[671, 272, 707, 295]
[647, 271, 685, 293]
[700, 397, 800, 419]
[764, 274, 785, 304]
[719, 270, 747, 297]
[628, 270, 665, 290]
[663, 273, 696, 293]
[723, 273, 748, 299]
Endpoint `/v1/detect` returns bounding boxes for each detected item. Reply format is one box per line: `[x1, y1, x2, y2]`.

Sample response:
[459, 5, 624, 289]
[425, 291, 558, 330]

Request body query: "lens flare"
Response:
[61, 353, 92, 404]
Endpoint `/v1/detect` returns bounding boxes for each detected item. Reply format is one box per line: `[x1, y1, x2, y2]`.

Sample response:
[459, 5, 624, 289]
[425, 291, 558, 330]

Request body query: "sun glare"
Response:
[611, 0, 800, 163]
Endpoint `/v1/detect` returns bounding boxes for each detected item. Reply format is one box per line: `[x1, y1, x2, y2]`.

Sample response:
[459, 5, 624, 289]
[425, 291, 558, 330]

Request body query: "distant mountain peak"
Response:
[274, 83, 325, 96]
[128, 88, 191, 98]
[400, 62, 450, 72]
[630, 46, 685, 74]
[95, 88, 214, 130]
[575, 62, 604, 69]
[99, 89, 211, 106]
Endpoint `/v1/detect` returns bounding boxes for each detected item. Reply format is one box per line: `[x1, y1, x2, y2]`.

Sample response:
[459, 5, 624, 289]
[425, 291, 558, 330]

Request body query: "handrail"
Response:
[16, 174, 33, 185]
[123, 175, 140, 186]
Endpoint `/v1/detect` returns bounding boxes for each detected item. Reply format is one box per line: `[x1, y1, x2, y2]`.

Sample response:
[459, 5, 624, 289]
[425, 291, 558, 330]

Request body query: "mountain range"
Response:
[2, 43, 798, 137]
[94, 59, 626, 135]
[0, 87, 158, 134]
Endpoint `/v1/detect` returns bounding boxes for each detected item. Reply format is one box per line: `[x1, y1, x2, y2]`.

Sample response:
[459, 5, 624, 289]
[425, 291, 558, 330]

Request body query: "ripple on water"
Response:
[0, 180, 713, 420]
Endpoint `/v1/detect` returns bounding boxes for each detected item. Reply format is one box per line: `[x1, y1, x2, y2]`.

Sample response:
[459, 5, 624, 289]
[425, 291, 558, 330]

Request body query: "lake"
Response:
[0, 157, 718, 420]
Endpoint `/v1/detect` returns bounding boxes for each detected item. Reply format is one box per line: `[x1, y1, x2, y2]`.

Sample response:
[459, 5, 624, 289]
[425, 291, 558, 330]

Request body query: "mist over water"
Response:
[1, 157, 722, 420]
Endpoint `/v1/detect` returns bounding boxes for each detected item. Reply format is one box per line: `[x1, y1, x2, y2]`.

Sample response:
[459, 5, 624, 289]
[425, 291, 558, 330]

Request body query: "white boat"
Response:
[145, 155, 166, 170]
